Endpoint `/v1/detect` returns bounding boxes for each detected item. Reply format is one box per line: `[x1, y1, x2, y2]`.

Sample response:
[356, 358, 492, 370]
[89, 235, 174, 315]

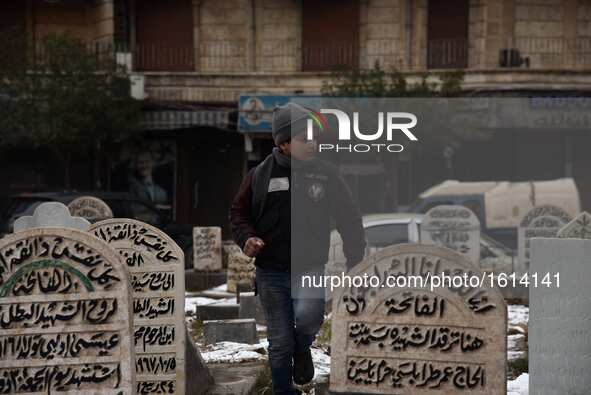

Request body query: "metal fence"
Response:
[16, 37, 591, 73]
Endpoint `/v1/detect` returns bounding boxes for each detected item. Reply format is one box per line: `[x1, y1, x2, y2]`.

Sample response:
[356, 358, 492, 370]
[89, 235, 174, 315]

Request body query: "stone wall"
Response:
[32, 0, 114, 44]
[360, 0, 404, 70]
[256, 0, 300, 72]
[197, 0, 251, 72]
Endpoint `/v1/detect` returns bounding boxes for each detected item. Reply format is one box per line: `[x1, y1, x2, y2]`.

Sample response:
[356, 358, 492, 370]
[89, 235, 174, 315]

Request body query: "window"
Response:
[302, 0, 359, 71]
[365, 223, 409, 248]
[427, 0, 469, 69]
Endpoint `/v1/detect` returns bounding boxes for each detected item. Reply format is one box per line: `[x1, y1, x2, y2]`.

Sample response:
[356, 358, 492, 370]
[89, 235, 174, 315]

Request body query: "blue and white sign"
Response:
[238, 95, 290, 132]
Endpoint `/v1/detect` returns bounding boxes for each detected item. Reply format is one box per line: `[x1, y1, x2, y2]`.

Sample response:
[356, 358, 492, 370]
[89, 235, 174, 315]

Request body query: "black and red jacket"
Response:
[229, 152, 366, 273]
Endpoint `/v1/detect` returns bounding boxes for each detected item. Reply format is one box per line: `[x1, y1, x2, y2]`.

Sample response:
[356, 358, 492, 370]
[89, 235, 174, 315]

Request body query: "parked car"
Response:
[0, 192, 195, 268]
[328, 213, 514, 273]
[410, 178, 580, 249]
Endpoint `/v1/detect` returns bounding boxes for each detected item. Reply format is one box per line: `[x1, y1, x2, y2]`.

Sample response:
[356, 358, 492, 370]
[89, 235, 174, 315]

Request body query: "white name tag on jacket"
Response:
[268, 177, 290, 192]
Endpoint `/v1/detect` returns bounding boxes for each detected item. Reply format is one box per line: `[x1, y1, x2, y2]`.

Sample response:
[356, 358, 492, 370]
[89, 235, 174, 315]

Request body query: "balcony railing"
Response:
[302, 41, 359, 71]
[509, 37, 591, 69]
[16, 37, 589, 74]
[427, 38, 468, 69]
[134, 44, 194, 72]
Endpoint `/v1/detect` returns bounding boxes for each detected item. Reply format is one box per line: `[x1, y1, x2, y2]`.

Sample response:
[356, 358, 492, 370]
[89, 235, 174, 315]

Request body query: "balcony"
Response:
[427, 38, 468, 69]
[62, 38, 591, 103]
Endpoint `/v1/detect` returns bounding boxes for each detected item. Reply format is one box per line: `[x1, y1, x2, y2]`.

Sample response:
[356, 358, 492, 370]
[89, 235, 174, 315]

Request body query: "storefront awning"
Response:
[141, 110, 232, 131]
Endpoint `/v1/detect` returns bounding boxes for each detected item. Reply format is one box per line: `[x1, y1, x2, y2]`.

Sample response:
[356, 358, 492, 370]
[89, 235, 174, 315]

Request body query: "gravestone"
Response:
[557, 211, 591, 239]
[203, 318, 258, 345]
[529, 238, 591, 394]
[330, 244, 507, 394]
[239, 292, 266, 325]
[421, 205, 481, 265]
[90, 219, 186, 395]
[517, 205, 571, 272]
[0, 227, 135, 394]
[224, 241, 255, 293]
[193, 227, 222, 271]
[13, 201, 91, 232]
[68, 196, 114, 223]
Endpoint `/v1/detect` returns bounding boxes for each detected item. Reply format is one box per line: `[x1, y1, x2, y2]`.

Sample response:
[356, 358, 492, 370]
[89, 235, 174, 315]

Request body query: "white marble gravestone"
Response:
[0, 227, 135, 394]
[557, 211, 591, 239]
[517, 205, 571, 273]
[330, 244, 507, 394]
[529, 238, 591, 394]
[421, 205, 481, 266]
[193, 227, 222, 271]
[68, 196, 114, 223]
[13, 201, 91, 232]
[90, 219, 186, 395]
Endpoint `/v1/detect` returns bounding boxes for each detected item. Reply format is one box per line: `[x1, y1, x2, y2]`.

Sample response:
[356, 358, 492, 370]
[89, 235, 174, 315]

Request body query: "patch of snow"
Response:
[508, 334, 525, 350]
[507, 373, 528, 395]
[185, 297, 220, 312]
[311, 347, 331, 383]
[201, 340, 268, 364]
[508, 305, 529, 326]
[211, 283, 228, 292]
[185, 296, 238, 314]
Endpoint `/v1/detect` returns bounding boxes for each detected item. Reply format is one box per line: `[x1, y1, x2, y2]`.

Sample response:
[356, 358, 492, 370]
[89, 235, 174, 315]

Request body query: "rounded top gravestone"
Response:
[68, 196, 114, 223]
[556, 211, 591, 239]
[0, 227, 135, 394]
[90, 218, 186, 395]
[330, 243, 507, 395]
[420, 205, 481, 266]
[517, 205, 572, 272]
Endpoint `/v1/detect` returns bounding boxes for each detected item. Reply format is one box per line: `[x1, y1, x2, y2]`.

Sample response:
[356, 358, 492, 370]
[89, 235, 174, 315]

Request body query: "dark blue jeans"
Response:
[256, 267, 325, 395]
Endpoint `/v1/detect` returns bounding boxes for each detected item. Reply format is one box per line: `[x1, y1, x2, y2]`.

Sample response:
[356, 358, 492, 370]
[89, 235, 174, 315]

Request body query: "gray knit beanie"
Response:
[272, 103, 311, 146]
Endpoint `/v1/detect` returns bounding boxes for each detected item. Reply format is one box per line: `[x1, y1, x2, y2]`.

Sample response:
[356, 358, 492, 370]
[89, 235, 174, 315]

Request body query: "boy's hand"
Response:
[244, 237, 265, 257]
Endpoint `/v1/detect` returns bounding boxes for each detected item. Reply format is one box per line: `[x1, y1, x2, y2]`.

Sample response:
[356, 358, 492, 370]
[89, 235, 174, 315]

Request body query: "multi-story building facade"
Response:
[2, 0, 591, 231]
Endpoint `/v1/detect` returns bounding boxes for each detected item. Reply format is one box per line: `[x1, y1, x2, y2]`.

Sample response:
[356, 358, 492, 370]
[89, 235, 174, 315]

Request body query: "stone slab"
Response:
[421, 204, 481, 265]
[330, 244, 507, 394]
[517, 205, 571, 273]
[529, 238, 591, 395]
[197, 303, 240, 321]
[203, 318, 258, 345]
[224, 241, 255, 293]
[13, 201, 91, 232]
[557, 211, 591, 239]
[0, 227, 135, 394]
[193, 227, 222, 271]
[68, 196, 114, 223]
[185, 269, 227, 292]
[185, 326, 215, 395]
[90, 219, 186, 395]
[207, 361, 265, 395]
[238, 292, 266, 325]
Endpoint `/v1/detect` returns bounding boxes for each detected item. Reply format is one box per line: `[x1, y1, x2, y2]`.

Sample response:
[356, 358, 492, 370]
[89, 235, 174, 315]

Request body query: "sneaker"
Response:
[293, 350, 314, 385]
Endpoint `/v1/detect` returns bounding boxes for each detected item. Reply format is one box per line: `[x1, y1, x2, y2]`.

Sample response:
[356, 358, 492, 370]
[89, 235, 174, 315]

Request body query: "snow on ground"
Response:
[311, 347, 331, 382]
[191, 287, 527, 392]
[185, 296, 237, 314]
[507, 333, 526, 361]
[507, 373, 529, 395]
[201, 340, 268, 363]
[508, 305, 529, 326]
[211, 283, 228, 292]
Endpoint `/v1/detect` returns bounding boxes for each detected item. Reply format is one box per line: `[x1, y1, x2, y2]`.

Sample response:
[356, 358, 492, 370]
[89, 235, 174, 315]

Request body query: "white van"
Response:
[410, 178, 580, 249]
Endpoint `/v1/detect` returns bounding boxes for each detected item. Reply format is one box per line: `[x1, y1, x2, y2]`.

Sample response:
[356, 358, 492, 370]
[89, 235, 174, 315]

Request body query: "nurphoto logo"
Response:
[306, 108, 418, 153]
